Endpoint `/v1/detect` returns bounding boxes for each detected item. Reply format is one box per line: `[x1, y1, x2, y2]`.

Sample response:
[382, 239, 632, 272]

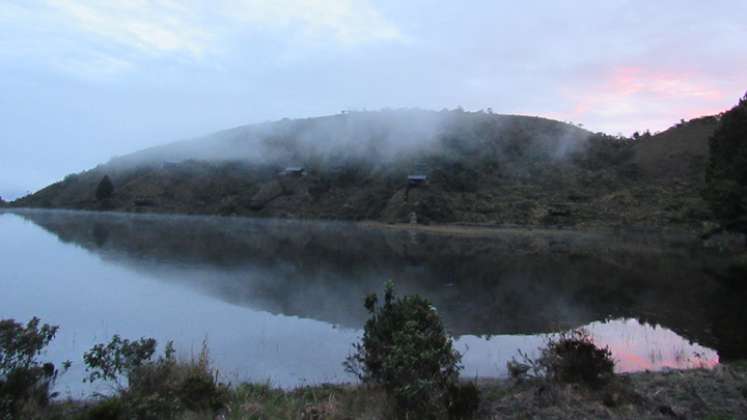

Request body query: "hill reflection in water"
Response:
[2, 209, 742, 391]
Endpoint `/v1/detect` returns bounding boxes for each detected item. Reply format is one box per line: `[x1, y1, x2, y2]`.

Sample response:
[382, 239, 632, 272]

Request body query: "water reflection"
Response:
[0, 209, 742, 395]
[457, 318, 718, 379]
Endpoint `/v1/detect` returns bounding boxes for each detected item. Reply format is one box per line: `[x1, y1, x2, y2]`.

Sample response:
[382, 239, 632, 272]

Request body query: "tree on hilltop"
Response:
[95, 175, 114, 201]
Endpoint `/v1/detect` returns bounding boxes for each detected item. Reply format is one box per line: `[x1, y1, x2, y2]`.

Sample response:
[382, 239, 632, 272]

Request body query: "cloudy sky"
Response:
[1, 0, 745, 199]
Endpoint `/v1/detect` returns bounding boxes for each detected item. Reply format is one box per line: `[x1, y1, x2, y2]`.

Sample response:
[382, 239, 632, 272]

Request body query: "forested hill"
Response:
[11, 109, 719, 228]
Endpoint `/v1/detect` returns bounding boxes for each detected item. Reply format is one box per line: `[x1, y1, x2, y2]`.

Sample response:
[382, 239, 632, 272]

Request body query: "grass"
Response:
[36, 382, 389, 420]
[24, 362, 745, 419]
[218, 383, 387, 420]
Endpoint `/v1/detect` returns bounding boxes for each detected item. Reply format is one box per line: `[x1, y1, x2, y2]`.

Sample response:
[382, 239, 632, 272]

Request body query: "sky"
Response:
[1, 1, 746, 200]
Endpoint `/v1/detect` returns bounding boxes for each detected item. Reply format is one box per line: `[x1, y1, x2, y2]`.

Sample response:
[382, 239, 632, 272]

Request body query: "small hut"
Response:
[281, 166, 307, 177]
[407, 175, 428, 187]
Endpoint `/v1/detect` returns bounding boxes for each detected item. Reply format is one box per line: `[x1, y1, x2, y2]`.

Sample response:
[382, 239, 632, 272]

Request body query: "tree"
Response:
[704, 93, 747, 231]
[344, 282, 475, 418]
[96, 175, 114, 200]
[0, 318, 65, 417]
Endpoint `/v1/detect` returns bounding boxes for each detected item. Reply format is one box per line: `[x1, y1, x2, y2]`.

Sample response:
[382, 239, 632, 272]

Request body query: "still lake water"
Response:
[1, 209, 743, 398]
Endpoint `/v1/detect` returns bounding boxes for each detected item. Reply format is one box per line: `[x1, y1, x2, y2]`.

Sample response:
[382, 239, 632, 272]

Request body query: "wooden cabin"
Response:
[281, 166, 307, 177]
[407, 175, 428, 187]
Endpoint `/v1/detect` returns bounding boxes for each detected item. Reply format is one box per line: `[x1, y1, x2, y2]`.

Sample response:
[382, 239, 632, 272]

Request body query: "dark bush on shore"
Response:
[446, 382, 481, 420]
[83, 337, 228, 419]
[345, 281, 478, 419]
[512, 329, 615, 387]
[0, 317, 67, 419]
[541, 330, 614, 386]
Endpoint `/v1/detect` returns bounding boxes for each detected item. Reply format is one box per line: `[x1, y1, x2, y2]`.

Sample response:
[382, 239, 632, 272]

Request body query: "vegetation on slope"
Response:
[704, 93, 747, 234]
[12, 103, 740, 229]
[7, 109, 652, 226]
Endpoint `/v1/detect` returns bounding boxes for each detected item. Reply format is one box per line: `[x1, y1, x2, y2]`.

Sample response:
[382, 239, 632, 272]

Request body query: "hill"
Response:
[11, 109, 719, 228]
[634, 115, 719, 184]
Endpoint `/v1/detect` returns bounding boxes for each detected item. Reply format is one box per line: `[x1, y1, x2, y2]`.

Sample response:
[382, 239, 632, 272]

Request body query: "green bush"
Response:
[83, 337, 228, 419]
[446, 382, 481, 420]
[345, 282, 474, 419]
[0, 317, 66, 419]
[175, 345, 229, 413]
[84, 396, 125, 420]
[516, 329, 615, 387]
[83, 335, 159, 389]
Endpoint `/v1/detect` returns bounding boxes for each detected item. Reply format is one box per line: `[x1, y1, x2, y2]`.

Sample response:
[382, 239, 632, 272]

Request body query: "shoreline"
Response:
[9, 207, 746, 255]
[43, 363, 747, 419]
[3, 205, 720, 238]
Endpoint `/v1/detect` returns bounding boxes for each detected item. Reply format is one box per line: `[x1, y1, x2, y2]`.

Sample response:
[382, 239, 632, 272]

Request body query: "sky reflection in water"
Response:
[0, 211, 721, 397]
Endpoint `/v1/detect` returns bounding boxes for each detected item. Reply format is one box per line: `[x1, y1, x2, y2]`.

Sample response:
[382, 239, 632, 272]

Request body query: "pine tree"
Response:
[704, 93, 747, 231]
[95, 175, 114, 201]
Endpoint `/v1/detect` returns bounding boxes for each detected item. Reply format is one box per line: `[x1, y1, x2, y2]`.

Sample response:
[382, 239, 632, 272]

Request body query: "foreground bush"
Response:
[0, 317, 66, 419]
[345, 281, 478, 419]
[512, 329, 615, 387]
[540, 330, 614, 386]
[83, 337, 228, 419]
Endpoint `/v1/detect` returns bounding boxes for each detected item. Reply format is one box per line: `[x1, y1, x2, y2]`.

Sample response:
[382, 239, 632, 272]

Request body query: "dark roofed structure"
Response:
[407, 175, 428, 187]
[281, 166, 307, 177]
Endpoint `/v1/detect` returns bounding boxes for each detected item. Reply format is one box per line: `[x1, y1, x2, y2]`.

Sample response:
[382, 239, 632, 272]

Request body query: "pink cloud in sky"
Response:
[555, 66, 741, 135]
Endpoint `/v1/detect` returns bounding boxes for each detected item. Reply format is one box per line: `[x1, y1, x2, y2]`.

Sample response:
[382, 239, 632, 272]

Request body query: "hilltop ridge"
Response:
[11, 109, 718, 228]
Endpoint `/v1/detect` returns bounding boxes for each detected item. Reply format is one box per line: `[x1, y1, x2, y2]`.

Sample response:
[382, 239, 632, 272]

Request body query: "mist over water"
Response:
[1, 209, 738, 397]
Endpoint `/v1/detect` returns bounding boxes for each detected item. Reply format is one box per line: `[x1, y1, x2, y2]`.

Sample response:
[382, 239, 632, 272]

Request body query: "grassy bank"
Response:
[32, 363, 747, 419]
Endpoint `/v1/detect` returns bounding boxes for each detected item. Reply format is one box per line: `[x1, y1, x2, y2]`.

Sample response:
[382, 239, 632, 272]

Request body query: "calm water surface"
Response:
[1, 209, 743, 397]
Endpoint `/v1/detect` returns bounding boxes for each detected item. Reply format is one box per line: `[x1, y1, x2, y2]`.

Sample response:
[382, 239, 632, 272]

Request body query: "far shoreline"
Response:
[2, 205, 720, 237]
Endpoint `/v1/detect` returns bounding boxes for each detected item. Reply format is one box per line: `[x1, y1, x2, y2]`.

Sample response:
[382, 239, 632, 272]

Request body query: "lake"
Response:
[1, 209, 744, 398]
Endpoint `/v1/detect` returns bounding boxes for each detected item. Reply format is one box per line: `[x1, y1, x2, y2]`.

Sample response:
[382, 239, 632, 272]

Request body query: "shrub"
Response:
[83, 337, 228, 419]
[541, 330, 614, 385]
[513, 329, 615, 387]
[446, 382, 481, 420]
[85, 396, 125, 420]
[345, 281, 473, 419]
[0, 317, 66, 419]
[83, 335, 158, 389]
[174, 343, 229, 413]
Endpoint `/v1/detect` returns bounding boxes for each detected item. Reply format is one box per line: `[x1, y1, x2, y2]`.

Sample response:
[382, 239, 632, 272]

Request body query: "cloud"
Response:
[47, 0, 402, 58]
[2, 0, 403, 80]
[48, 0, 211, 57]
[555, 66, 737, 134]
[226, 0, 403, 45]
